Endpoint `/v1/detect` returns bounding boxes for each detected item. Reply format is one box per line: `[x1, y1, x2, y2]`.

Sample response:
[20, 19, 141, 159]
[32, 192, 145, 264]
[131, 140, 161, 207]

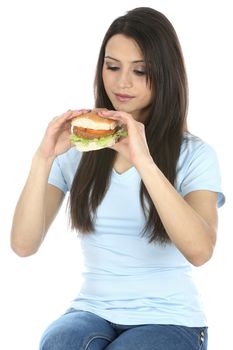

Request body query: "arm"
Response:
[136, 159, 218, 266]
[10, 109, 85, 257]
[10, 154, 64, 257]
[100, 110, 219, 266]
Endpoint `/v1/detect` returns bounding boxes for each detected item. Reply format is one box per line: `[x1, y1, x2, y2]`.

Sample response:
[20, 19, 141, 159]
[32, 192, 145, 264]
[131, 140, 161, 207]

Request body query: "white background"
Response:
[0, 1, 232, 349]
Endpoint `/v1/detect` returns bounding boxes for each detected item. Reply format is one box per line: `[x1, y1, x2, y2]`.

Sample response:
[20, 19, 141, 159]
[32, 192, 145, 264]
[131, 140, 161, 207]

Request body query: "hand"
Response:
[99, 110, 152, 166]
[37, 109, 90, 159]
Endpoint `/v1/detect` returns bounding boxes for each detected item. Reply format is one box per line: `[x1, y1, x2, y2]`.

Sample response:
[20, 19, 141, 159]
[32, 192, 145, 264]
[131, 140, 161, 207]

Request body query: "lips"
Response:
[114, 93, 134, 102]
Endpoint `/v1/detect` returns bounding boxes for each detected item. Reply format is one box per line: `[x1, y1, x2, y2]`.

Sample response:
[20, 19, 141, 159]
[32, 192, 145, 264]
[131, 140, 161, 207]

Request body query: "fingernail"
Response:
[72, 110, 84, 115]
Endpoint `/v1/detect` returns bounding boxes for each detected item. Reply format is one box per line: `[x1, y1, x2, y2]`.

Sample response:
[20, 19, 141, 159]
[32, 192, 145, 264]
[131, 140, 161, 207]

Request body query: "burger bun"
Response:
[70, 110, 126, 152]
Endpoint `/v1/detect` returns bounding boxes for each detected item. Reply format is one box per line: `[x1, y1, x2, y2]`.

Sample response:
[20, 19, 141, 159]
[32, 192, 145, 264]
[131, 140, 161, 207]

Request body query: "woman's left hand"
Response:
[99, 110, 152, 166]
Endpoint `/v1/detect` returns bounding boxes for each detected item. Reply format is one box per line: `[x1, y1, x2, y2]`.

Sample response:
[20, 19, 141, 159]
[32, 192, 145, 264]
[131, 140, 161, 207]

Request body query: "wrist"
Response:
[32, 150, 55, 168]
[134, 155, 155, 172]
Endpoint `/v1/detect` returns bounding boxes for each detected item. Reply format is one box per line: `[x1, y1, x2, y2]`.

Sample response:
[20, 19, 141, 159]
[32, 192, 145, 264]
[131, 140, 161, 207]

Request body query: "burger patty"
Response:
[73, 126, 117, 140]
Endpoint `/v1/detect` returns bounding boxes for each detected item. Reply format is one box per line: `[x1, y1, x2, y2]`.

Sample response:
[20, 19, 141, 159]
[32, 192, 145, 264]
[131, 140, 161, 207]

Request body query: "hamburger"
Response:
[70, 110, 127, 152]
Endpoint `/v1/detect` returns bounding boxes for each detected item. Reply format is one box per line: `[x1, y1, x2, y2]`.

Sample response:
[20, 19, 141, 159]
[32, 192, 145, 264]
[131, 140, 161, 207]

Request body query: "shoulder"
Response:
[181, 132, 213, 155]
[55, 147, 82, 169]
[48, 148, 83, 193]
[178, 132, 218, 169]
[176, 132, 225, 207]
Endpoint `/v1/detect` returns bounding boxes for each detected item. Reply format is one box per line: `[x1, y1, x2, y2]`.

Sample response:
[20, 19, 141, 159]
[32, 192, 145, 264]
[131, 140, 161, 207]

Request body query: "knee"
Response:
[39, 324, 74, 350]
[39, 327, 58, 350]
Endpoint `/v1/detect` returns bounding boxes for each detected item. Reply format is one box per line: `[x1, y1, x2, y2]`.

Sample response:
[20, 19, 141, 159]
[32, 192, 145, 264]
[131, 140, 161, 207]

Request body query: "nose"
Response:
[117, 70, 133, 89]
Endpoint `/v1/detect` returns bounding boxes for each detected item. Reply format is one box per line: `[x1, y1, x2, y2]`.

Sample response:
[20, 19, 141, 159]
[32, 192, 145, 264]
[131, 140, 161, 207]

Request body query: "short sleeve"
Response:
[48, 157, 68, 194]
[179, 143, 225, 207]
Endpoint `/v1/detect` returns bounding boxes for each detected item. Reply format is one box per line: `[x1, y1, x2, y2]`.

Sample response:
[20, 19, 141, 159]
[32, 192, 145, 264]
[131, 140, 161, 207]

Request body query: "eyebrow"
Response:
[104, 55, 144, 64]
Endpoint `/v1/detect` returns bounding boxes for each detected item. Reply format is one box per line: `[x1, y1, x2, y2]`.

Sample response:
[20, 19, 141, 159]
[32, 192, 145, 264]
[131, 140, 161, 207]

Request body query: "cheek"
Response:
[140, 87, 153, 104]
[102, 69, 112, 89]
[102, 69, 107, 88]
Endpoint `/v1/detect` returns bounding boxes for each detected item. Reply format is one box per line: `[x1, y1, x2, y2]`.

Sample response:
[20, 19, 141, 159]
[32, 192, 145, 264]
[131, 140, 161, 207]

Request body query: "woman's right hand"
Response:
[37, 109, 89, 159]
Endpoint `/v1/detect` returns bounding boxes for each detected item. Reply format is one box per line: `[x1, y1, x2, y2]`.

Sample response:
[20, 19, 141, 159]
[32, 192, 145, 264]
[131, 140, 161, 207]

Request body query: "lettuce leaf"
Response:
[70, 129, 128, 147]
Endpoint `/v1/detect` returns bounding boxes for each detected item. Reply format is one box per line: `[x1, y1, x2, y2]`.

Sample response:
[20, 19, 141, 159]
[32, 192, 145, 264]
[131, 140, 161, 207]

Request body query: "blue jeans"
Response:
[39, 308, 208, 350]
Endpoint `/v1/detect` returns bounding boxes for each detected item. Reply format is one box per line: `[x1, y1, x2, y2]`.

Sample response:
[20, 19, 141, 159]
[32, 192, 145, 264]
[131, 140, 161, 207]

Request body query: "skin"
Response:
[11, 35, 218, 267]
[102, 34, 152, 122]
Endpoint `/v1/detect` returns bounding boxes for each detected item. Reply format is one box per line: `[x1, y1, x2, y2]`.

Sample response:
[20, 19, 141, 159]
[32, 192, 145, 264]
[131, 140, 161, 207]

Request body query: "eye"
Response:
[106, 65, 120, 71]
[134, 69, 146, 76]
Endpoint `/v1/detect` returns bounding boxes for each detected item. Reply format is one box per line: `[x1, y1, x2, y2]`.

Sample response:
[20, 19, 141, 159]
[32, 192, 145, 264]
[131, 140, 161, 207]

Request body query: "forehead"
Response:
[105, 34, 144, 62]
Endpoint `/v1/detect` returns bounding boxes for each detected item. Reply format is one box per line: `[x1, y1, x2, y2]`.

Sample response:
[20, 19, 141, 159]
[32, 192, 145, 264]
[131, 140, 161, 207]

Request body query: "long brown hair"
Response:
[70, 7, 188, 243]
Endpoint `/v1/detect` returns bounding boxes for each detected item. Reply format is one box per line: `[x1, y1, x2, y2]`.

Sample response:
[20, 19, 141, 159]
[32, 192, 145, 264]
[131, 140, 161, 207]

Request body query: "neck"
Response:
[113, 153, 133, 174]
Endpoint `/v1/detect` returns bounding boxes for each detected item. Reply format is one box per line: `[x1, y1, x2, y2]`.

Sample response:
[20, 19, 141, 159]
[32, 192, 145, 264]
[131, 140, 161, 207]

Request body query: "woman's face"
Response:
[102, 34, 153, 121]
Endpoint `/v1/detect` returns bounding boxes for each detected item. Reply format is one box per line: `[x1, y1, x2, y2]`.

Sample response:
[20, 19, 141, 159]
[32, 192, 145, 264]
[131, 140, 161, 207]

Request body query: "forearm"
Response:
[11, 153, 55, 256]
[136, 157, 216, 266]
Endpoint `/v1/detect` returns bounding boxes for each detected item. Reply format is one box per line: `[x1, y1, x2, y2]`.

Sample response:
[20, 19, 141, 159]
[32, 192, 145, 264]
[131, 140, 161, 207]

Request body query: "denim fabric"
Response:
[39, 309, 208, 350]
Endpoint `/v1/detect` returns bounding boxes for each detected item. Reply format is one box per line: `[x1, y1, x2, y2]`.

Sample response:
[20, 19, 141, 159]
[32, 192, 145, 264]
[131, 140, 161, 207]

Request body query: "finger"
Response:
[68, 109, 92, 119]
[49, 110, 70, 125]
[98, 110, 121, 118]
[52, 109, 91, 125]
[99, 110, 134, 123]
[53, 107, 89, 124]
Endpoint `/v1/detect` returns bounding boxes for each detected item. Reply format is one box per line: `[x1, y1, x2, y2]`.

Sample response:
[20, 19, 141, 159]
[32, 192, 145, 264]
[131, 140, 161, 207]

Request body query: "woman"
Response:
[11, 7, 224, 350]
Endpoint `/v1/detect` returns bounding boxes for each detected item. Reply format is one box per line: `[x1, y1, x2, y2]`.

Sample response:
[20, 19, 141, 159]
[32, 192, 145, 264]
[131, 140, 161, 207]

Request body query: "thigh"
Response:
[39, 309, 117, 350]
[106, 324, 208, 350]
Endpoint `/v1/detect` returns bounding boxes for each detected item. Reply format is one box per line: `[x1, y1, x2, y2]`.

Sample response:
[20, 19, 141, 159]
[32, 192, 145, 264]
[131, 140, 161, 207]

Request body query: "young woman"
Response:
[11, 7, 224, 350]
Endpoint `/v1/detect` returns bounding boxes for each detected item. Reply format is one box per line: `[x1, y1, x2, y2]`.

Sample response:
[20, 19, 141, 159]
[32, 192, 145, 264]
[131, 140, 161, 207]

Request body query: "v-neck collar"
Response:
[112, 166, 136, 179]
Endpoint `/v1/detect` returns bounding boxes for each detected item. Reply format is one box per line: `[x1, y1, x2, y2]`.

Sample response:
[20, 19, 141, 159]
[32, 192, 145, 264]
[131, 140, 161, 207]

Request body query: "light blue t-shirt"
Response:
[48, 133, 225, 326]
